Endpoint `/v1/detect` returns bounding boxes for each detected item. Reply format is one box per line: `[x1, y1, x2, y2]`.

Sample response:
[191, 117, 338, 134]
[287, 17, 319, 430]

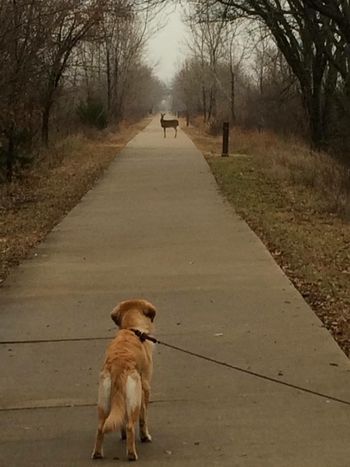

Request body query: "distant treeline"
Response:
[172, 1, 350, 162]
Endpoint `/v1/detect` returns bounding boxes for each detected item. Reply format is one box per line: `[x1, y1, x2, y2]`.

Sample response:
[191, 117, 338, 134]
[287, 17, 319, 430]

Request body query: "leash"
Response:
[131, 329, 350, 408]
[3, 330, 349, 408]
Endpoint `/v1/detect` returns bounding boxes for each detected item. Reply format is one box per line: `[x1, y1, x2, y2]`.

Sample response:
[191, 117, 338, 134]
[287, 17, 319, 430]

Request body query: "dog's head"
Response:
[111, 299, 157, 330]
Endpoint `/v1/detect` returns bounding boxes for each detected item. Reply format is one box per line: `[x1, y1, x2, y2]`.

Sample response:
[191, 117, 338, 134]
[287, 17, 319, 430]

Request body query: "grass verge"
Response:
[0, 118, 150, 284]
[183, 118, 350, 357]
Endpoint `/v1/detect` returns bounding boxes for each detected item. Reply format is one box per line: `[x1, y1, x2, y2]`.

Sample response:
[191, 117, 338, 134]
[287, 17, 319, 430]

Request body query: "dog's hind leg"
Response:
[92, 407, 107, 459]
[140, 379, 152, 443]
[91, 371, 111, 459]
[125, 372, 142, 461]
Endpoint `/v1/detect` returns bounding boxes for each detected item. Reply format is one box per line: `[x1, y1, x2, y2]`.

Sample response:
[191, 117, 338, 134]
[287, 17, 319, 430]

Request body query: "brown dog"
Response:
[91, 299, 157, 461]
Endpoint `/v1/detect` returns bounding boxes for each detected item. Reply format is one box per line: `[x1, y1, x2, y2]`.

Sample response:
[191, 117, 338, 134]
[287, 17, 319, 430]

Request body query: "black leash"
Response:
[132, 329, 350, 408]
[3, 330, 349, 408]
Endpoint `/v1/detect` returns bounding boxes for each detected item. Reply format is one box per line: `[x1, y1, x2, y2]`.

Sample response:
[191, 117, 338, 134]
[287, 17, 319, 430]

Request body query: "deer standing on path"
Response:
[160, 113, 179, 138]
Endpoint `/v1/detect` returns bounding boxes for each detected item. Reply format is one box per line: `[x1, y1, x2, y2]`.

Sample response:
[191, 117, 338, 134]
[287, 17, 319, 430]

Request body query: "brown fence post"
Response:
[222, 122, 229, 157]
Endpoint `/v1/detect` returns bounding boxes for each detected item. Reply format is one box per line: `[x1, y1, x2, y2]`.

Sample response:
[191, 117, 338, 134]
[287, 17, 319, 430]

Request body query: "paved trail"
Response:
[1, 117, 349, 466]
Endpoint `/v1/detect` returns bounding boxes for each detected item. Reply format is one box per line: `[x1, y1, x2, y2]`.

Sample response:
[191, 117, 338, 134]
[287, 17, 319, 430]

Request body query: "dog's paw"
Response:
[140, 433, 152, 443]
[127, 451, 138, 461]
[91, 451, 104, 460]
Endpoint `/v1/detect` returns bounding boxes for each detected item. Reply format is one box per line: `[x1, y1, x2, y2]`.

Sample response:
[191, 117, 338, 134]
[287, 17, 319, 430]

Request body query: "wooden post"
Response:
[222, 121, 229, 157]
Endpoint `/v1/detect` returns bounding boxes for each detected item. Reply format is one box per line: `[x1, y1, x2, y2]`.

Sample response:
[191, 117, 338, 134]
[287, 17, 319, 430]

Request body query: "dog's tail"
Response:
[102, 372, 126, 434]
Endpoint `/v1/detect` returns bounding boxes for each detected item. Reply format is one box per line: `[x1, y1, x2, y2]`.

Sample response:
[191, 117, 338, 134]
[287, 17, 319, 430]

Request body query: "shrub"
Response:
[0, 128, 34, 181]
[76, 98, 107, 130]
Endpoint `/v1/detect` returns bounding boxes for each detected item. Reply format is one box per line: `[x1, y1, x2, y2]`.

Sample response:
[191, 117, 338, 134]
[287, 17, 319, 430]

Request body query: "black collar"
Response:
[131, 328, 158, 344]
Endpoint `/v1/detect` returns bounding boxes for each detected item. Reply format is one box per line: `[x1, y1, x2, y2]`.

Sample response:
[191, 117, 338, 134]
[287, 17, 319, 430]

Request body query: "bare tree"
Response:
[0, 0, 165, 181]
[75, 0, 162, 121]
[208, 0, 349, 149]
[0, 0, 48, 180]
[185, 1, 229, 121]
[39, 0, 106, 146]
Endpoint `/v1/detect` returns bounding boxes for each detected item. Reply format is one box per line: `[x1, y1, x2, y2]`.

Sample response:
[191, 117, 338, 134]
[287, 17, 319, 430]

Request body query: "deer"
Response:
[160, 113, 179, 138]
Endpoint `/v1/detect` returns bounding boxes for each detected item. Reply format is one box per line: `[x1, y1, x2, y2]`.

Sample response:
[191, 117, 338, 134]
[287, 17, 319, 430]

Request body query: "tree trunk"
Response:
[322, 62, 338, 145]
[6, 130, 15, 182]
[106, 47, 111, 113]
[202, 85, 207, 122]
[208, 88, 213, 121]
[211, 86, 217, 119]
[208, 86, 217, 121]
[302, 82, 323, 149]
[230, 68, 236, 123]
[41, 76, 57, 147]
[41, 99, 53, 147]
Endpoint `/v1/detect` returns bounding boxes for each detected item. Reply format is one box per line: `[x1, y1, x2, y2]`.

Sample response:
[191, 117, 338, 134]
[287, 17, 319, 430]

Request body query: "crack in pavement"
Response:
[0, 399, 187, 412]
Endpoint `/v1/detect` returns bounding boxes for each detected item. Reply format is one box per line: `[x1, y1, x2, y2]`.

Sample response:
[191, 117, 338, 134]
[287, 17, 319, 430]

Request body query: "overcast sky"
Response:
[146, 5, 189, 84]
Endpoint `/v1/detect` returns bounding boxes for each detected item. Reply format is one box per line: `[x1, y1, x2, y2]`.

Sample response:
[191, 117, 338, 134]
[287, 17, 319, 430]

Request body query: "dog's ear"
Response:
[111, 305, 123, 327]
[143, 302, 157, 322]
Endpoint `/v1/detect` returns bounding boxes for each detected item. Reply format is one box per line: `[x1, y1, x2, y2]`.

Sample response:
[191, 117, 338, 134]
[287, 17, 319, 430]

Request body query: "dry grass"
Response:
[0, 118, 151, 284]
[188, 117, 350, 217]
[183, 118, 350, 357]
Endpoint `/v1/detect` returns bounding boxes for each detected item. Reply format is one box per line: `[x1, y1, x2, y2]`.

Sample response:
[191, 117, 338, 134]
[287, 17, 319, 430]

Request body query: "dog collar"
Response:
[131, 329, 158, 344]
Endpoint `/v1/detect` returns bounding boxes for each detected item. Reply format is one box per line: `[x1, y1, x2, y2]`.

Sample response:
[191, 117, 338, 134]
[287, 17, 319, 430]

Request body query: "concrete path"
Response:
[1, 117, 349, 467]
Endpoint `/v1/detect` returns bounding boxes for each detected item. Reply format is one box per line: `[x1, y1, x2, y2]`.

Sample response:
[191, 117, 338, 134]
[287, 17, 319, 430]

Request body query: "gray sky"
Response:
[146, 5, 188, 84]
